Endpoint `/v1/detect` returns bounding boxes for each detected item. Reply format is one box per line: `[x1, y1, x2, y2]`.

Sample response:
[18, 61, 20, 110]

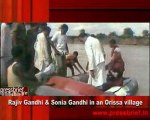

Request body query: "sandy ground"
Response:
[67, 44, 149, 96]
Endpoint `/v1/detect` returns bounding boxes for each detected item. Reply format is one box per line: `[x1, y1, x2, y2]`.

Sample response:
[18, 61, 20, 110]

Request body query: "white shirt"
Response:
[51, 31, 68, 54]
[85, 36, 105, 70]
[1, 23, 12, 58]
[34, 32, 50, 71]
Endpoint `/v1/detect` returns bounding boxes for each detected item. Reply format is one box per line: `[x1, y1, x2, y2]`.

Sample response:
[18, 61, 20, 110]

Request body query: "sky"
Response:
[47, 23, 149, 36]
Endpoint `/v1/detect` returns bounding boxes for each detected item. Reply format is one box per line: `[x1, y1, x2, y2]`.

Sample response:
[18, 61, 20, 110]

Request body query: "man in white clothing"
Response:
[1, 23, 13, 86]
[51, 24, 69, 76]
[78, 33, 106, 87]
[34, 26, 52, 72]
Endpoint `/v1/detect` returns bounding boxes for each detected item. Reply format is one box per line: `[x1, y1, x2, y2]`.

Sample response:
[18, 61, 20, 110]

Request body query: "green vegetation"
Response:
[67, 27, 149, 46]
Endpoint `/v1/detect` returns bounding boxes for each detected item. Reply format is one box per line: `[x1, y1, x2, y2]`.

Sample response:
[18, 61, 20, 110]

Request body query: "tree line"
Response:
[94, 28, 149, 40]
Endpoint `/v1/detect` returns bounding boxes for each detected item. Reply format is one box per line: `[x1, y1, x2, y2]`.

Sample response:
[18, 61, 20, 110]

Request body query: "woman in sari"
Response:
[106, 39, 125, 80]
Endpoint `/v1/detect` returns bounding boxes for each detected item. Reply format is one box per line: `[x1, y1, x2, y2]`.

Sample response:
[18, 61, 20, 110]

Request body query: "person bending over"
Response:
[66, 51, 86, 76]
[78, 33, 106, 87]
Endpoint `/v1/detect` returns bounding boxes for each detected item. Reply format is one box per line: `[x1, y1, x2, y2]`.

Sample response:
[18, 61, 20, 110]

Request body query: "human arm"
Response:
[90, 70, 95, 78]
[76, 59, 86, 73]
[50, 32, 60, 55]
[101, 43, 106, 59]
[73, 63, 81, 74]
[43, 37, 51, 61]
[86, 62, 89, 71]
[50, 42, 60, 55]
[85, 42, 95, 78]
[65, 43, 69, 54]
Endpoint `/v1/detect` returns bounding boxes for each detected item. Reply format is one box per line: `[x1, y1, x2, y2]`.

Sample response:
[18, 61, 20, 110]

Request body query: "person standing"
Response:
[1, 23, 13, 86]
[78, 33, 106, 87]
[51, 24, 69, 77]
[34, 26, 52, 72]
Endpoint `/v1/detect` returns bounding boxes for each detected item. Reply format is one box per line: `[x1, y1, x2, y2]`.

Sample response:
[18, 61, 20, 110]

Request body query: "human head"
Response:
[30, 23, 39, 29]
[24, 23, 31, 32]
[80, 29, 85, 34]
[17, 23, 26, 31]
[60, 24, 68, 35]
[91, 34, 96, 37]
[11, 46, 23, 59]
[73, 51, 78, 57]
[38, 23, 47, 33]
[43, 26, 51, 37]
[78, 33, 88, 43]
[109, 39, 117, 48]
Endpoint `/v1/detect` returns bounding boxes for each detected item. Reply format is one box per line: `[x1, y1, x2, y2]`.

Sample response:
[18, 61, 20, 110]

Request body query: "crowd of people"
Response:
[0, 23, 125, 91]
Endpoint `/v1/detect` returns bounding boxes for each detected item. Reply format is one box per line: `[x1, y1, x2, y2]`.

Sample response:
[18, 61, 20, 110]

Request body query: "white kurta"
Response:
[1, 23, 13, 85]
[34, 32, 50, 71]
[85, 36, 106, 87]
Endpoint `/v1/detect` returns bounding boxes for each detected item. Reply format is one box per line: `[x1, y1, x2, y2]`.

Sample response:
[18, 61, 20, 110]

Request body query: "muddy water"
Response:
[67, 44, 149, 96]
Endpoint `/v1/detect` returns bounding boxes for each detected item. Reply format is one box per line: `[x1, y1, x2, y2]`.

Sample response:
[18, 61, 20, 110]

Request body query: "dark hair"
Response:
[11, 46, 23, 58]
[80, 29, 85, 33]
[109, 39, 116, 45]
[78, 33, 88, 38]
[30, 23, 38, 27]
[43, 26, 51, 33]
[91, 34, 96, 37]
[40, 23, 47, 27]
[73, 51, 78, 56]
[60, 24, 68, 31]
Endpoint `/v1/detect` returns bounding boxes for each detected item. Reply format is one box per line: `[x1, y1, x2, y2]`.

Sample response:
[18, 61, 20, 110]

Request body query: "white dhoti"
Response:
[88, 62, 106, 87]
